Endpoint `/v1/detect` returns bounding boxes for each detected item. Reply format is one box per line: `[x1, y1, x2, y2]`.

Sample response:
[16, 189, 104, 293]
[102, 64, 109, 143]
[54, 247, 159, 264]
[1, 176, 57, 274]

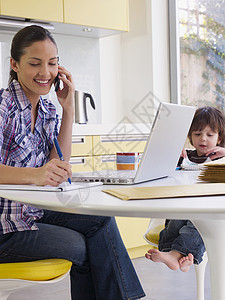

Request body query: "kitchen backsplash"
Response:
[0, 31, 101, 123]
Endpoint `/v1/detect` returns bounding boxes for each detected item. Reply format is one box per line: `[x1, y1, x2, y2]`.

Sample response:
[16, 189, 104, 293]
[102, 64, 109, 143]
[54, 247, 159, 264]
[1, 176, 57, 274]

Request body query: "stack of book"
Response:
[198, 157, 225, 183]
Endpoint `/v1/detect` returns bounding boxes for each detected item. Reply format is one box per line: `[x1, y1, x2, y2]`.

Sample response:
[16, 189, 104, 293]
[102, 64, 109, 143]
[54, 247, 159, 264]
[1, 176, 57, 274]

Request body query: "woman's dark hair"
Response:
[9, 25, 57, 84]
[188, 106, 225, 147]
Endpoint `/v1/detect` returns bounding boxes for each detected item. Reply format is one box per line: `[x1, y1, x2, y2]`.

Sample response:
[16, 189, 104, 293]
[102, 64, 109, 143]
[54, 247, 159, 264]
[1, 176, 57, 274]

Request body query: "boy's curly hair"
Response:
[188, 106, 225, 147]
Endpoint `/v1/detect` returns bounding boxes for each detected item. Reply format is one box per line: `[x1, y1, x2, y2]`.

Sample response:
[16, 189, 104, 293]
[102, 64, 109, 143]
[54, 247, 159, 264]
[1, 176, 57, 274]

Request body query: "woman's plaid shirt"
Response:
[0, 80, 59, 234]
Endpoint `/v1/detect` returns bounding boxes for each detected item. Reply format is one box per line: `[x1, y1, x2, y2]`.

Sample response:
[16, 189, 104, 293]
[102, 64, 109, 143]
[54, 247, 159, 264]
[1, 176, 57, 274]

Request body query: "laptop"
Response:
[72, 102, 196, 185]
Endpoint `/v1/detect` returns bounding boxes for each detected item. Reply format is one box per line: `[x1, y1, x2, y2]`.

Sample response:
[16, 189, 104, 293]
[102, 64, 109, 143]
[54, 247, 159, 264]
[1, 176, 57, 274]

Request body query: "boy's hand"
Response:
[181, 148, 187, 158]
[205, 146, 225, 160]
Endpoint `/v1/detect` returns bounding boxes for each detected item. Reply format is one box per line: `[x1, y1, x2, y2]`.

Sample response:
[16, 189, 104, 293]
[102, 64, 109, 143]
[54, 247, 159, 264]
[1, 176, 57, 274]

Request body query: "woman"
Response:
[0, 25, 145, 300]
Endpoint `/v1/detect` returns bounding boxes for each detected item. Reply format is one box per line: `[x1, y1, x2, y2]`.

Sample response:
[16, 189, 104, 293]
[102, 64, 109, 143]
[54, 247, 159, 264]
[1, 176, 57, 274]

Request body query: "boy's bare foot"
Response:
[145, 248, 182, 271]
[179, 253, 194, 272]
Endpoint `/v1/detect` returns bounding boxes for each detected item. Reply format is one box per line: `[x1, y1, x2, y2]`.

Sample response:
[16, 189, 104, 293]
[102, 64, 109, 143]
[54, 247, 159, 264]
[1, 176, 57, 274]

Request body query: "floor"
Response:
[9, 256, 212, 300]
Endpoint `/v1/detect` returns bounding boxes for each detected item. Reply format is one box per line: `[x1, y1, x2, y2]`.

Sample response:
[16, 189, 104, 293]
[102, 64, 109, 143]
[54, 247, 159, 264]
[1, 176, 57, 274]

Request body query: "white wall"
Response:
[99, 0, 170, 125]
[150, 0, 170, 104]
[51, 34, 101, 123]
[99, 35, 123, 124]
[120, 0, 153, 124]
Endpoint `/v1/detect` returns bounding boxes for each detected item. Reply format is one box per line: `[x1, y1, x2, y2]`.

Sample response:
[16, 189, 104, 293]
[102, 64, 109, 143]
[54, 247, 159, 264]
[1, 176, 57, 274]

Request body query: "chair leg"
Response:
[194, 252, 208, 300]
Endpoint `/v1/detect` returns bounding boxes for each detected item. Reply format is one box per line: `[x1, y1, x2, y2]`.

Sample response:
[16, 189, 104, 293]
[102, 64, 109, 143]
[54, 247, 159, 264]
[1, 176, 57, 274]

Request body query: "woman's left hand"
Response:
[55, 65, 75, 114]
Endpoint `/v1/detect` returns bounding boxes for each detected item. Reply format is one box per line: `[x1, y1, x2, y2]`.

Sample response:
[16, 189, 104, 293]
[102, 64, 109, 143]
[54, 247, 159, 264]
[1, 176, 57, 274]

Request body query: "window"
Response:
[170, 0, 225, 110]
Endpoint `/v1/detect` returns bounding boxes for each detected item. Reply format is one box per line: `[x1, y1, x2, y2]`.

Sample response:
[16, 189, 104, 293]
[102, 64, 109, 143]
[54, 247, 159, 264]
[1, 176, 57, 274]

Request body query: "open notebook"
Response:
[0, 182, 102, 192]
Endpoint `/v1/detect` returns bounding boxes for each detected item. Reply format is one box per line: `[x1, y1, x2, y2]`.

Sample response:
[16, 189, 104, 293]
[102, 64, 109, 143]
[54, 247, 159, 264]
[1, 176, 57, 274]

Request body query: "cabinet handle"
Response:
[100, 135, 148, 143]
[101, 155, 116, 163]
[72, 137, 85, 144]
[70, 157, 86, 165]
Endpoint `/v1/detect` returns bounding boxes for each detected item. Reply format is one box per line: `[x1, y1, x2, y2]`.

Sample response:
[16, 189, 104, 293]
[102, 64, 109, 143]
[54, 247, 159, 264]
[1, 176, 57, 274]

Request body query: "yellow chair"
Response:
[0, 259, 72, 300]
[144, 219, 208, 300]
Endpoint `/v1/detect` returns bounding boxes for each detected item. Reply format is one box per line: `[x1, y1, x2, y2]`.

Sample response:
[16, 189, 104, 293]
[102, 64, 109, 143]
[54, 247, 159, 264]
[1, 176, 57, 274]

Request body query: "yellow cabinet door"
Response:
[64, 0, 129, 31]
[116, 217, 150, 259]
[93, 135, 148, 155]
[70, 156, 93, 172]
[93, 154, 116, 171]
[0, 0, 63, 23]
[71, 136, 93, 157]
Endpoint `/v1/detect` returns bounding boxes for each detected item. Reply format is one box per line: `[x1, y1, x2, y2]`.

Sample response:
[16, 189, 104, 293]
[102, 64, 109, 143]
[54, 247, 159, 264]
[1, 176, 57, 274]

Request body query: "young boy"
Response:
[145, 106, 225, 272]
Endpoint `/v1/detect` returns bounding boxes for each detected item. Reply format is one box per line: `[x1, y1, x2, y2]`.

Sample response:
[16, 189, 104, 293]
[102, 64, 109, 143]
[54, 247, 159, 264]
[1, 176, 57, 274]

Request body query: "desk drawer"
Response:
[93, 153, 143, 171]
[70, 156, 93, 172]
[93, 135, 148, 155]
[71, 136, 93, 157]
[93, 155, 117, 171]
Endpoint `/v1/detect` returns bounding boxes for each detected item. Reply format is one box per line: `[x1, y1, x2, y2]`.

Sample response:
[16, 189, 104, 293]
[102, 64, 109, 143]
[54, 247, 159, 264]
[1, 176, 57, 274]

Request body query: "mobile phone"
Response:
[54, 74, 60, 92]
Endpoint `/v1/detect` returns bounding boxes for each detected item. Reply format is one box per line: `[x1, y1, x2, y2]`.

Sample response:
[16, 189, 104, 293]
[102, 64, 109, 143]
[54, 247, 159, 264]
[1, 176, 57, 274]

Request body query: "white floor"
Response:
[8, 256, 212, 300]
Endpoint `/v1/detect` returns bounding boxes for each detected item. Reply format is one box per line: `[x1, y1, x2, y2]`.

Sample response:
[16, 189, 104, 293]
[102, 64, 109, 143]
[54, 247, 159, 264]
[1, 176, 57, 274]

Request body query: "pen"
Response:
[208, 152, 216, 157]
[53, 137, 71, 184]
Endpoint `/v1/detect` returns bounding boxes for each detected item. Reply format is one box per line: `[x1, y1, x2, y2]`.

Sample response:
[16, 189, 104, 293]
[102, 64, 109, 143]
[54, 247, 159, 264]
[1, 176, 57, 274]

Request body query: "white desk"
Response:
[0, 170, 224, 300]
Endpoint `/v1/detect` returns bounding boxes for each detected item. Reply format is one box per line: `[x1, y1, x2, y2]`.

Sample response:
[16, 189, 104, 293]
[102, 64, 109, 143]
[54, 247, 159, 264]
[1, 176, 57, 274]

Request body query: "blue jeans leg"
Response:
[0, 222, 94, 299]
[158, 219, 205, 264]
[39, 211, 145, 300]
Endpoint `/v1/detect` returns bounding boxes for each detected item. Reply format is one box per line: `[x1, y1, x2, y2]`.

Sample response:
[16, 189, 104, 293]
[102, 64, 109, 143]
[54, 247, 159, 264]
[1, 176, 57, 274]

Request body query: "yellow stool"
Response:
[144, 219, 208, 300]
[0, 259, 72, 300]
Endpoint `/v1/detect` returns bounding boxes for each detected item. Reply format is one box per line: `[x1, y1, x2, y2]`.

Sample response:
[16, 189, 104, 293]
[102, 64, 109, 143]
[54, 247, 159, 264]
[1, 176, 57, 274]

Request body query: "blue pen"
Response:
[53, 137, 72, 184]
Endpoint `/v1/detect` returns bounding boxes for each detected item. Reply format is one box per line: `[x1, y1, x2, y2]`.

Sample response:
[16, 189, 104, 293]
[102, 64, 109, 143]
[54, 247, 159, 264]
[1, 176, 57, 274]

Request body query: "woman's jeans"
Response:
[0, 210, 145, 300]
[158, 219, 205, 264]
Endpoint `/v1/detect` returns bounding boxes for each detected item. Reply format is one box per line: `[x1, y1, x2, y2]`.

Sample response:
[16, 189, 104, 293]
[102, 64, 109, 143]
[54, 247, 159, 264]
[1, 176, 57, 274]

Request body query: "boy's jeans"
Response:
[159, 219, 205, 264]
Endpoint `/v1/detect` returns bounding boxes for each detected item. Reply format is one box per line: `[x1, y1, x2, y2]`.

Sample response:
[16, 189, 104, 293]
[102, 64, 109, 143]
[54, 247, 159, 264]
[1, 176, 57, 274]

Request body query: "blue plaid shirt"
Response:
[0, 80, 59, 234]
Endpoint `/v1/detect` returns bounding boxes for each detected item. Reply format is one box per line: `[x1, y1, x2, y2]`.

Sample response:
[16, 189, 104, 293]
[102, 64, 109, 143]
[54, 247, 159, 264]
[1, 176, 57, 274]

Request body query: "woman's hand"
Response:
[55, 65, 75, 115]
[205, 146, 225, 160]
[33, 158, 72, 186]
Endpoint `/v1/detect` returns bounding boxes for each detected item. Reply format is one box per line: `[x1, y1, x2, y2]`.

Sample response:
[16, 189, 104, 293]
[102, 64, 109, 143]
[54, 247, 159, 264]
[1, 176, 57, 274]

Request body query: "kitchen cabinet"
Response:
[92, 134, 147, 171]
[93, 134, 147, 156]
[116, 217, 150, 259]
[64, 0, 129, 31]
[71, 134, 148, 172]
[0, 0, 129, 33]
[0, 0, 63, 23]
[70, 135, 93, 172]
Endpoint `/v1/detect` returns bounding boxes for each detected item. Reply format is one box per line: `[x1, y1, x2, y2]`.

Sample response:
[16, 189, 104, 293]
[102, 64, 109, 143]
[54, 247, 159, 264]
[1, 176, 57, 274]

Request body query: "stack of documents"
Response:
[198, 157, 225, 183]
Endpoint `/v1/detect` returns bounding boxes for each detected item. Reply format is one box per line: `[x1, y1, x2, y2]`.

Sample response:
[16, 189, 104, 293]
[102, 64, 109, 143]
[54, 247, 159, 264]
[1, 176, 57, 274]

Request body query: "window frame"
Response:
[168, 0, 181, 105]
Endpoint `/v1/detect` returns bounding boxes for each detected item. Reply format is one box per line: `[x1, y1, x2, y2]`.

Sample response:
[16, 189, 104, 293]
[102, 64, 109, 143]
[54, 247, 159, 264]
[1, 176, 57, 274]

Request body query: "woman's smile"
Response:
[34, 78, 52, 86]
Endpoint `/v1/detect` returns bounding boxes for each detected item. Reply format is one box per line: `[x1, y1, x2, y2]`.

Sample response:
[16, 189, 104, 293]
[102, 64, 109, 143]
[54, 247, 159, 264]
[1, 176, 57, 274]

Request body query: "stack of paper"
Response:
[198, 157, 225, 183]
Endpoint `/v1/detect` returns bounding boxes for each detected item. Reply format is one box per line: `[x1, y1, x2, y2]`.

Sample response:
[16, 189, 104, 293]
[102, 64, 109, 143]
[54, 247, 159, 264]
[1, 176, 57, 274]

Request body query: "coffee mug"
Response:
[116, 152, 140, 170]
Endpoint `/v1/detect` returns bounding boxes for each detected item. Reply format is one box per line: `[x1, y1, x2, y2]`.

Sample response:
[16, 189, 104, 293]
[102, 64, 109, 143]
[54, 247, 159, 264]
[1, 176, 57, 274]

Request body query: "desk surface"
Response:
[0, 170, 224, 220]
[1, 170, 225, 300]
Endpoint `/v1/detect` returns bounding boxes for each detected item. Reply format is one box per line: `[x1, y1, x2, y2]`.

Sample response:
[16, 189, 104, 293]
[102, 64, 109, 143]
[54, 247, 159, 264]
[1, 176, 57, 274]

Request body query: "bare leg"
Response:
[145, 248, 183, 271]
[179, 253, 194, 272]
